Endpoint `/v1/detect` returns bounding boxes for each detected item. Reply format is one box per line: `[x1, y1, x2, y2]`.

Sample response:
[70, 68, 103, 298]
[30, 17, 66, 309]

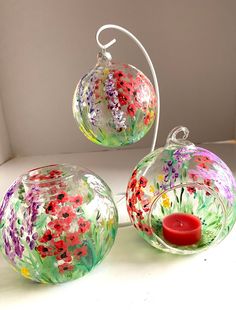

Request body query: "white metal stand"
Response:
[96, 24, 161, 226]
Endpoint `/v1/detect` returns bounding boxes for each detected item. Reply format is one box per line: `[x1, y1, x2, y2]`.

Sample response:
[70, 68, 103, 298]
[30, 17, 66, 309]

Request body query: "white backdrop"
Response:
[0, 98, 11, 163]
[0, 0, 235, 157]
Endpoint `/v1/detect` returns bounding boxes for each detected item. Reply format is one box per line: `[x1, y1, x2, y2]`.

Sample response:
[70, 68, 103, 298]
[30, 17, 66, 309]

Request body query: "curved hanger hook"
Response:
[96, 24, 161, 152]
[96, 25, 117, 50]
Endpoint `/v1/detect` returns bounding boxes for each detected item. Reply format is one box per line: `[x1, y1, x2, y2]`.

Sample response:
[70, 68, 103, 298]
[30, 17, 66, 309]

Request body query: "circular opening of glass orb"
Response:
[148, 183, 226, 254]
[0, 164, 118, 283]
[73, 56, 157, 147]
[126, 127, 236, 255]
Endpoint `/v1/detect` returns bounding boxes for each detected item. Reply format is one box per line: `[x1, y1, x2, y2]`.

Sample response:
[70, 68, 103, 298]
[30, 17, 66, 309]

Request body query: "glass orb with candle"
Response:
[0, 164, 118, 283]
[126, 126, 236, 254]
[73, 51, 157, 147]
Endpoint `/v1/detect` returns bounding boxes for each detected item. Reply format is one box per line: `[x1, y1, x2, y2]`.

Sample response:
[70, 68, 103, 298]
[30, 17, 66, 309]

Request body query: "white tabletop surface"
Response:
[0, 143, 236, 309]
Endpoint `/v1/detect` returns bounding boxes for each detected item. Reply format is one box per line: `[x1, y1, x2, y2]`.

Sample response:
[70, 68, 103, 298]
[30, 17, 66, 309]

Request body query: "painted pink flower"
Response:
[56, 191, 69, 203]
[187, 187, 196, 194]
[139, 176, 148, 188]
[56, 250, 72, 262]
[58, 262, 74, 273]
[58, 206, 76, 224]
[69, 194, 83, 207]
[127, 104, 136, 117]
[66, 232, 81, 246]
[78, 218, 91, 234]
[118, 93, 130, 106]
[36, 245, 54, 258]
[142, 224, 153, 236]
[45, 201, 59, 215]
[74, 245, 87, 260]
[128, 178, 137, 191]
[48, 219, 69, 234]
[189, 172, 198, 181]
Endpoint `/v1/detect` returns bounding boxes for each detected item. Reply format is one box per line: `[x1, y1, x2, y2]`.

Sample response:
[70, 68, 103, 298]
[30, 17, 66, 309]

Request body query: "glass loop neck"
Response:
[165, 126, 195, 149]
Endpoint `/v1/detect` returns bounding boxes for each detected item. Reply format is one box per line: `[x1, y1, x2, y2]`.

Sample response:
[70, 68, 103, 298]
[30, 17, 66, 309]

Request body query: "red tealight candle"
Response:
[162, 213, 201, 246]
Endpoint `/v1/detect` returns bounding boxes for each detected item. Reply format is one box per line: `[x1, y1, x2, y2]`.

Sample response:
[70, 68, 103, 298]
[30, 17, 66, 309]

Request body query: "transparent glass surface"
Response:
[126, 126, 236, 254]
[0, 164, 118, 283]
[73, 52, 157, 147]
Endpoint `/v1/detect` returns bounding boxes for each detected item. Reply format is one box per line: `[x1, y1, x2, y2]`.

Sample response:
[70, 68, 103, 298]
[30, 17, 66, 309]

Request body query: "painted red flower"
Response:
[118, 80, 134, 94]
[198, 163, 209, 170]
[135, 209, 144, 221]
[66, 232, 81, 246]
[131, 169, 137, 179]
[136, 222, 143, 231]
[118, 93, 130, 106]
[144, 114, 151, 125]
[69, 194, 83, 207]
[127, 196, 136, 210]
[135, 188, 144, 201]
[39, 229, 59, 243]
[113, 70, 126, 80]
[78, 218, 91, 234]
[49, 169, 62, 178]
[204, 179, 211, 187]
[36, 245, 54, 258]
[127, 199, 138, 215]
[53, 240, 67, 254]
[189, 172, 198, 181]
[58, 206, 76, 224]
[187, 187, 196, 194]
[56, 250, 72, 262]
[58, 262, 74, 273]
[128, 178, 137, 191]
[74, 245, 87, 260]
[141, 199, 150, 213]
[45, 201, 59, 215]
[139, 176, 148, 188]
[203, 156, 211, 162]
[194, 156, 211, 164]
[48, 219, 69, 233]
[116, 80, 125, 90]
[56, 191, 69, 203]
[142, 224, 153, 236]
[127, 104, 137, 117]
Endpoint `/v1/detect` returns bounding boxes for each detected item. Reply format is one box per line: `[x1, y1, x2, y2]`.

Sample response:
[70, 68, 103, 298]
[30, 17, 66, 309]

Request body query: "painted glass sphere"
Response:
[0, 164, 118, 283]
[126, 126, 236, 254]
[73, 51, 157, 147]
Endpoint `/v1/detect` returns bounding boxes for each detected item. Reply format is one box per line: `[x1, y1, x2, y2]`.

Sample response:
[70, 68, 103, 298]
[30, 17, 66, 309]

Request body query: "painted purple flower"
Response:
[105, 73, 127, 131]
[0, 180, 19, 221]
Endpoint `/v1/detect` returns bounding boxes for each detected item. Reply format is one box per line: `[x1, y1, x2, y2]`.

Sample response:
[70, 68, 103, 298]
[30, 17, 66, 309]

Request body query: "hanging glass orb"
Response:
[0, 164, 118, 283]
[73, 51, 157, 147]
[126, 126, 236, 254]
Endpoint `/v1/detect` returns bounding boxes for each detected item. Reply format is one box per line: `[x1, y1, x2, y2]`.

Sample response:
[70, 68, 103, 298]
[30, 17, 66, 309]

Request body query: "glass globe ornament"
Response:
[73, 51, 157, 147]
[126, 126, 236, 254]
[0, 164, 118, 283]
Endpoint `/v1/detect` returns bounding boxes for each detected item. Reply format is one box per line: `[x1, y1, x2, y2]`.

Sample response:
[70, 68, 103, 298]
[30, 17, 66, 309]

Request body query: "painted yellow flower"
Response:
[21, 267, 30, 279]
[162, 193, 171, 208]
[158, 175, 164, 182]
[149, 185, 155, 193]
[162, 199, 171, 208]
[149, 110, 155, 119]
[103, 68, 110, 75]
[101, 218, 114, 230]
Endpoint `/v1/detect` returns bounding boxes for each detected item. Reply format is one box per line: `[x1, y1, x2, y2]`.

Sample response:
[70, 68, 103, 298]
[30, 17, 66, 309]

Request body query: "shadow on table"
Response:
[0, 227, 195, 301]
[107, 227, 193, 267]
[0, 260, 55, 299]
